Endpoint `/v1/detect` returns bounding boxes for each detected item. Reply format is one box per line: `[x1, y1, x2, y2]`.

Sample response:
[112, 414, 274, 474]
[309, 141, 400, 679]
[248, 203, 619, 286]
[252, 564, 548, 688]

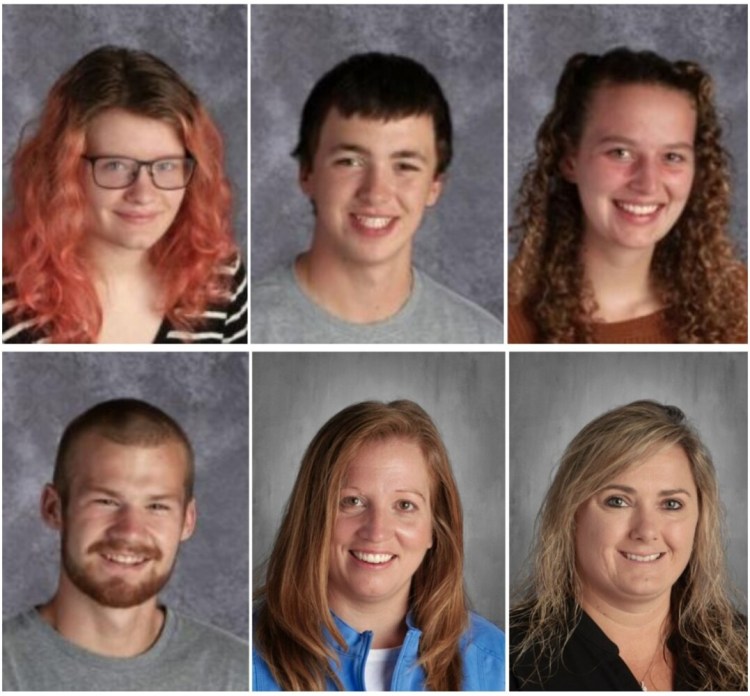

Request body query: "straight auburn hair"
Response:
[254, 400, 468, 690]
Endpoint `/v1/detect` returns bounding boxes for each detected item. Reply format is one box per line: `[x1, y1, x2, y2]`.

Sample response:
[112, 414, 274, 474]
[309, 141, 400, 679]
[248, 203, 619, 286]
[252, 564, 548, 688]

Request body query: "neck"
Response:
[296, 248, 413, 324]
[329, 593, 409, 649]
[38, 575, 165, 658]
[581, 237, 661, 322]
[580, 589, 670, 634]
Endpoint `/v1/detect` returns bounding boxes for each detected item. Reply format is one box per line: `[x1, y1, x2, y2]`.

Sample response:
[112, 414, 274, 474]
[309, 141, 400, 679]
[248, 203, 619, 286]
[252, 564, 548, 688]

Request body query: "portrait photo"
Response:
[252, 352, 505, 689]
[2, 352, 249, 690]
[506, 5, 748, 343]
[251, 5, 504, 343]
[508, 351, 747, 689]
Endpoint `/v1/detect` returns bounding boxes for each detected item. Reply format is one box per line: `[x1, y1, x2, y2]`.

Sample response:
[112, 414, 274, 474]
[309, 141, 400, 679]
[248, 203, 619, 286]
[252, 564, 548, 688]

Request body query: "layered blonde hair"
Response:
[254, 400, 468, 690]
[511, 400, 747, 690]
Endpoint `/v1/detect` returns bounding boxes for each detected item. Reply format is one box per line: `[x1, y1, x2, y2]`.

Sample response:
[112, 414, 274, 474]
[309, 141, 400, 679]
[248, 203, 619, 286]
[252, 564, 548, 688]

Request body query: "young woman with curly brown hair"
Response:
[509, 48, 747, 343]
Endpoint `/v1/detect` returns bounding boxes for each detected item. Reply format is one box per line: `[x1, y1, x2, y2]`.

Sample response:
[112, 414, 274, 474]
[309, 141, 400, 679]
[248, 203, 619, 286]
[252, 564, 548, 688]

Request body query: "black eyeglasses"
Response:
[82, 155, 196, 190]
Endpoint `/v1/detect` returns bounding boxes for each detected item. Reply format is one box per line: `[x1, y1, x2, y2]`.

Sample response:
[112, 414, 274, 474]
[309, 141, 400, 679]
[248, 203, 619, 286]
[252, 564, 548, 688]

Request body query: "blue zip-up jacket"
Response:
[253, 611, 505, 690]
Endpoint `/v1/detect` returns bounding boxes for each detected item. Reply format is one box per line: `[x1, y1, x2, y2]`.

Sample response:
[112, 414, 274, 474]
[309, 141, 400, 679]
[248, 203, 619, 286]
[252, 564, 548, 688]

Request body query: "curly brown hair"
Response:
[510, 47, 747, 343]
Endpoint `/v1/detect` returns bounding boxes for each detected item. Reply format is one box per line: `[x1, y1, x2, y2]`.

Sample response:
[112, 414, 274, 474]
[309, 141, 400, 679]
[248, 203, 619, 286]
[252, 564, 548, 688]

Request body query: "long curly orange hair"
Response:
[510, 48, 747, 343]
[4, 46, 236, 343]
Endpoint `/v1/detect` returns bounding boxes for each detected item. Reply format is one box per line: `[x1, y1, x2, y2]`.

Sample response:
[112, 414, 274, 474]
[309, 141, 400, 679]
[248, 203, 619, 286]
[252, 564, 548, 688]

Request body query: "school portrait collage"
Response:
[0, 2, 748, 694]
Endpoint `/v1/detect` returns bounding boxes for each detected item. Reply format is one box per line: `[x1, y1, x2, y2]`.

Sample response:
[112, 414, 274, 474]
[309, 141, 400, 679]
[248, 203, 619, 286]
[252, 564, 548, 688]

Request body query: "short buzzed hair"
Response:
[53, 398, 194, 505]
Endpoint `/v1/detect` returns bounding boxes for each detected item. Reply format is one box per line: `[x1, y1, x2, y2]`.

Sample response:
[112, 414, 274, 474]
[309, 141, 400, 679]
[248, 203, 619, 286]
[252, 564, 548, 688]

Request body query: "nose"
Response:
[123, 165, 157, 202]
[628, 506, 658, 542]
[629, 156, 658, 195]
[107, 505, 145, 541]
[357, 164, 392, 205]
[357, 505, 393, 542]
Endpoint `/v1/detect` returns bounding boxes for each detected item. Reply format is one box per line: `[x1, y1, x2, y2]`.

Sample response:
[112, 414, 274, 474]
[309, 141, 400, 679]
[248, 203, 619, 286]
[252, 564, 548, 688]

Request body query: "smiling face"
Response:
[574, 443, 699, 611]
[327, 437, 434, 616]
[83, 108, 188, 256]
[562, 83, 697, 254]
[43, 431, 195, 608]
[300, 110, 443, 270]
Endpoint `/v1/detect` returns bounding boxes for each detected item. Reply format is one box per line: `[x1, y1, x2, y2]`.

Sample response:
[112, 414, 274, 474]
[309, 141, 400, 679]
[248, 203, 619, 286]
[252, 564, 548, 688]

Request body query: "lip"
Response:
[613, 200, 664, 223]
[349, 549, 397, 569]
[114, 211, 160, 224]
[99, 551, 152, 571]
[619, 550, 666, 563]
[349, 213, 398, 237]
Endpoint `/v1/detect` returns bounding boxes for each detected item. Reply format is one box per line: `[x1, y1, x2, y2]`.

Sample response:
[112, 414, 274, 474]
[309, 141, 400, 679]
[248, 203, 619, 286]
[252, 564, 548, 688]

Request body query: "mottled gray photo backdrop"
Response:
[2, 4, 248, 255]
[2, 352, 249, 640]
[509, 352, 748, 613]
[251, 5, 504, 320]
[253, 352, 505, 628]
[508, 4, 748, 260]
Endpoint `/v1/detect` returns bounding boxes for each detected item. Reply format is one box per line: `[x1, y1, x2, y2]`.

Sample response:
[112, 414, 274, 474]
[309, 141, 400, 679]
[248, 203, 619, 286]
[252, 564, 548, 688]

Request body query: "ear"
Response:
[560, 149, 578, 183]
[180, 498, 197, 541]
[41, 484, 64, 531]
[426, 173, 444, 208]
[299, 166, 313, 198]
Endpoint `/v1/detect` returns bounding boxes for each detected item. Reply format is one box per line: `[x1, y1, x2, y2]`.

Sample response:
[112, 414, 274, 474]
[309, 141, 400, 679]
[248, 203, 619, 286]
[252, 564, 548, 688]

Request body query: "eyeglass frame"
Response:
[81, 154, 196, 190]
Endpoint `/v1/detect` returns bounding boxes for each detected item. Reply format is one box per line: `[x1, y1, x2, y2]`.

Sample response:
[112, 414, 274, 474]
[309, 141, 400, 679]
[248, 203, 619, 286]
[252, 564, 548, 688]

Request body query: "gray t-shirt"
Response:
[2, 607, 249, 691]
[251, 264, 504, 343]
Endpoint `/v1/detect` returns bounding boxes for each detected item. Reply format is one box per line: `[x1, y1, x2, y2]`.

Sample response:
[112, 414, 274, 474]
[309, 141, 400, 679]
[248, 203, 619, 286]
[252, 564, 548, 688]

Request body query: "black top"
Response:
[509, 607, 698, 691]
[3, 257, 247, 344]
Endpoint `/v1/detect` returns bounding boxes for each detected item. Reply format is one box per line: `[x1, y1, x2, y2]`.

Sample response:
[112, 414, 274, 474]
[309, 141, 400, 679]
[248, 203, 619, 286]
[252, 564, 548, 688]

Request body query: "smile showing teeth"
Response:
[353, 215, 393, 229]
[352, 551, 395, 564]
[623, 552, 663, 562]
[616, 201, 661, 216]
[103, 553, 147, 565]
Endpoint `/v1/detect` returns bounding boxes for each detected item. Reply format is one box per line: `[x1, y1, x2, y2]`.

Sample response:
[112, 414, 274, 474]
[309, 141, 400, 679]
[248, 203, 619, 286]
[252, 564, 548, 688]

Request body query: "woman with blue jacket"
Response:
[253, 400, 505, 690]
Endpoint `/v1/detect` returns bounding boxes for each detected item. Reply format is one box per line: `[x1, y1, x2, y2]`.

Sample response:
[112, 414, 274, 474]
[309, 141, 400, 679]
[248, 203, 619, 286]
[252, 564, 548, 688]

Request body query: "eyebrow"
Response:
[596, 135, 694, 151]
[328, 143, 429, 163]
[341, 485, 428, 502]
[600, 484, 693, 497]
[80, 485, 182, 502]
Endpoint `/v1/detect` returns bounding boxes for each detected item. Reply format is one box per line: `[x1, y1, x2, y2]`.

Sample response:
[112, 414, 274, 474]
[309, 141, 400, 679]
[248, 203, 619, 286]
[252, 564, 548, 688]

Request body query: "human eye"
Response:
[93, 497, 119, 507]
[396, 499, 418, 512]
[333, 155, 364, 168]
[340, 495, 365, 509]
[99, 158, 131, 171]
[148, 502, 172, 512]
[607, 147, 632, 161]
[664, 151, 688, 165]
[662, 498, 684, 511]
[604, 495, 628, 508]
[395, 160, 421, 173]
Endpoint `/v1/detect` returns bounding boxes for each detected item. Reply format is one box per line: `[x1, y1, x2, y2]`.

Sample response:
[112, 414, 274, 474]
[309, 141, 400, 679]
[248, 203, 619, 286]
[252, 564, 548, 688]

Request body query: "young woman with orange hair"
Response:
[253, 400, 504, 691]
[3, 46, 246, 343]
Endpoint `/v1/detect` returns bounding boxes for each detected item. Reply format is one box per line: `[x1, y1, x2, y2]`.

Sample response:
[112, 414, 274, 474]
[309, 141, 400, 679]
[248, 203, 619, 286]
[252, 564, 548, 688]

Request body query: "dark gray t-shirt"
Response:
[2, 607, 248, 691]
[251, 264, 504, 344]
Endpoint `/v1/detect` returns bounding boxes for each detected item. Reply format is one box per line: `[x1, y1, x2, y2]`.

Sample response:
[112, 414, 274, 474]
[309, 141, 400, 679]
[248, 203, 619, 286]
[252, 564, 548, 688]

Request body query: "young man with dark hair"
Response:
[252, 53, 503, 343]
[2, 399, 248, 691]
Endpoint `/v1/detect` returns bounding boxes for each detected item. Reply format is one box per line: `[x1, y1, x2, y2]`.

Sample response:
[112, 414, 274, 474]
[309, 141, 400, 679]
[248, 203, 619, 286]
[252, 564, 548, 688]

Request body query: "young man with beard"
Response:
[2, 399, 248, 690]
[251, 52, 504, 344]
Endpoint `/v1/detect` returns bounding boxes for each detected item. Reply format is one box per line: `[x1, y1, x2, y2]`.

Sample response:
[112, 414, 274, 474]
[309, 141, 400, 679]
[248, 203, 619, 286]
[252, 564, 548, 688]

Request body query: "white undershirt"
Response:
[364, 646, 401, 691]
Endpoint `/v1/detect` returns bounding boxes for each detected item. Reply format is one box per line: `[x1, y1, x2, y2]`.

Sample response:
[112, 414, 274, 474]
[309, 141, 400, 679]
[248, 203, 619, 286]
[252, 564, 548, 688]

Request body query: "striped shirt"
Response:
[2, 257, 247, 344]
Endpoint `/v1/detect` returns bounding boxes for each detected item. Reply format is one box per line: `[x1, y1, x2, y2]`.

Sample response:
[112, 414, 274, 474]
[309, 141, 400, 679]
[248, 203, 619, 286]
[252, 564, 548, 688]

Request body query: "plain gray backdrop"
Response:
[251, 5, 504, 320]
[2, 4, 248, 256]
[2, 352, 249, 640]
[252, 352, 505, 629]
[509, 352, 748, 613]
[508, 4, 748, 260]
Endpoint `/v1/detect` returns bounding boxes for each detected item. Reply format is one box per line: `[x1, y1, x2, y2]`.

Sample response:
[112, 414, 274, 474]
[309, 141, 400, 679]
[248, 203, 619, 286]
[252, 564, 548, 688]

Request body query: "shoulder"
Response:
[415, 270, 504, 343]
[252, 645, 282, 691]
[171, 609, 248, 653]
[2, 277, 46, 344]
[3, 608, 40, 640]
[459, 613, 505, 690]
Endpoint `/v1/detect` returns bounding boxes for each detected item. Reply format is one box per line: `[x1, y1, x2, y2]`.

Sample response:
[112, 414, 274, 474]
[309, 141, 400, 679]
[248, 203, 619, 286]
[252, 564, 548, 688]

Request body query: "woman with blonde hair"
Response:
[510, 400, 747, 690]
[3, 45, 246, 343]
[253, 399, 504, 691]
[509, 47, 747, 343]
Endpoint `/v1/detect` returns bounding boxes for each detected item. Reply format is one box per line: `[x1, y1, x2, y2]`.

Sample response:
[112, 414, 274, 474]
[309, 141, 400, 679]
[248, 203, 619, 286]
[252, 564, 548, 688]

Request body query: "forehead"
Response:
[315, 109, 437, 158]
[607, 443, 697, 492]
[85, 107, 184, 157]
[343, 438, 431, 490]
[66, 431, 189, 496]
[581, 83, 697, 143]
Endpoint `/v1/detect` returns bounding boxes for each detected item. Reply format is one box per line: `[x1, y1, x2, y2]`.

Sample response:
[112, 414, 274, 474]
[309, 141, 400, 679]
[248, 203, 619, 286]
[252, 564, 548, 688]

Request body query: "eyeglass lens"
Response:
[92, 157, 194, 190]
